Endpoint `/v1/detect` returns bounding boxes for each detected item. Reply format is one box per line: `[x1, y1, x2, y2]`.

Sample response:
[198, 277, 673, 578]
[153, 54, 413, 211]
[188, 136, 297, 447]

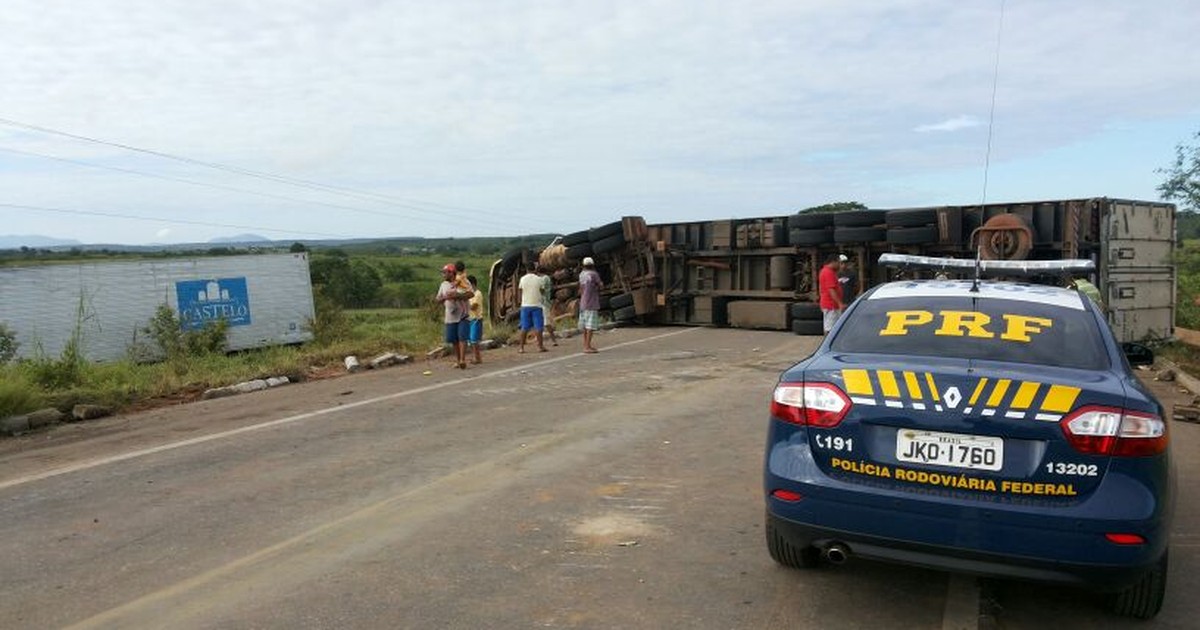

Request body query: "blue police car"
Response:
[764, 255, 1173, 619]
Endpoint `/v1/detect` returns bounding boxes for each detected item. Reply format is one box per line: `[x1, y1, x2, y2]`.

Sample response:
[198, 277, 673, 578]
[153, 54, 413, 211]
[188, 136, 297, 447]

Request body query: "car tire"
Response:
[788, 212, 835, 230]
[565, 242, 594, 261]
[886, 225, 939, 245]
[592, 232, 627, 255]
[833, 210, 887, 227]
[613, 305, 637, 321]
[589, 221, 624, 242]
[609, 292, 635, 309]
[789, 227, 833, 246]
[833, 226, 886, 243]
[790, 302, 822, 320]
[562, 230, 590, 247]
[1111, 552, 1167, 620]
[792, 319, 825, 336]
[885, 208, 937, 228]
[766, 512, 821, 568]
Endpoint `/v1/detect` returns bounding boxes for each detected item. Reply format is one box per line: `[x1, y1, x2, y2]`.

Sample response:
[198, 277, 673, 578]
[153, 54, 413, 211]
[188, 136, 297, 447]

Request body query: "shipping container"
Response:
[0, 253, 316, 362]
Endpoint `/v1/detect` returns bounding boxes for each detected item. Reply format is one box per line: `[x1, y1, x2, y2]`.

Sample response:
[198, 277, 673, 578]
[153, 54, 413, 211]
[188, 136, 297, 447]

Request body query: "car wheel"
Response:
[562, 230, 590, 247]
[789, 227, 834, 246]
[792, 319, 825, 336]
[886, 225, 940, 245]
[610, 292, 635, 309]
[788, 212, 835, 230]
[766, 512, 821, 568]
[833, 226, 886, 243]
[592, 232, 627, 254]
[790, 302, 822, 320]
[885, 208, 937, 228]
[1111, 552, 1167, 620]
[589, 221, 624, 242]
[833, 210, 887, 227]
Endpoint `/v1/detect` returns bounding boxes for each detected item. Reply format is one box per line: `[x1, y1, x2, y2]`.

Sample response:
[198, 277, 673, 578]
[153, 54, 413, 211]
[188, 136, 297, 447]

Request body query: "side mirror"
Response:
[1121, 342, 1155, 367]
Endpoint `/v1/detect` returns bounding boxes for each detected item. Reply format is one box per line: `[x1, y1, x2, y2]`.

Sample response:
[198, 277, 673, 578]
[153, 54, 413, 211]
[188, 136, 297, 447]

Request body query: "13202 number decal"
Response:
[1045, 462, 1099, 477]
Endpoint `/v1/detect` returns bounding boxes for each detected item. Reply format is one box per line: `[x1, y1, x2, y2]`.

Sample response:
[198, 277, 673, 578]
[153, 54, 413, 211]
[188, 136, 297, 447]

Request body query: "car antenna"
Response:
[972, 0, 1005, 294]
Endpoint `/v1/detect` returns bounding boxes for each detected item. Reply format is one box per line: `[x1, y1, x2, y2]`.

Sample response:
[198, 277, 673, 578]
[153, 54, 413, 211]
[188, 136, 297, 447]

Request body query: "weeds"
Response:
[0, 323, 17, 364]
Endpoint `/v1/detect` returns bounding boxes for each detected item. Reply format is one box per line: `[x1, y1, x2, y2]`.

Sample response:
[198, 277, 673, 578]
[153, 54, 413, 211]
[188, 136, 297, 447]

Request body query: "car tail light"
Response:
[771, 382, 851, 428]
[771, 489, 804, 502]
[1060, 405, 1167, 456]
[1105, 533, 1146, 545]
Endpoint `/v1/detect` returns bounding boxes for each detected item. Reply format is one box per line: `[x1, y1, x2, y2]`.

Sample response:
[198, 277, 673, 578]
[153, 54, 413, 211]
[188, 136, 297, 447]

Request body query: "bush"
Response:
[135, 304, 230, 364]
[0, 322, 17, 364]
[306, 288, 351, 344]
[0, 371, 42, 418]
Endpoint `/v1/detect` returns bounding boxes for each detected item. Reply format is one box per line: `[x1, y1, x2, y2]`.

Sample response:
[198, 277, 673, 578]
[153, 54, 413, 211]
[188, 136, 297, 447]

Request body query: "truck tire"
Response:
[589, 221, 624, 242]
[833, 210, 887, 227]
[592, 232, 627, 255]
[833, 227, 886, 243]
[1111, 552, 1167, 620]
[885, 208, 937, 228]
[609, 292, 635, 309]
[562, 230, 590, 247]
[613, 305, 637, 321]
[789, 227, 833, 246]
[790, 302, 822, 320]
[886, 225, 939, 245]
[565, 242, 593, 261]
[599, 295, 612, 310]
[500, 248, 524, 277]
[766, 512, 821, 568]
[788, 212, 834, 230]
[792, 319, 825, 336]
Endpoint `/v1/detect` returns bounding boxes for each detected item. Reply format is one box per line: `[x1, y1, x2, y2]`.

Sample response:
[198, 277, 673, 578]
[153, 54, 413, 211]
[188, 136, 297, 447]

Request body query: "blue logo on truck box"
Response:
[175, 278, 252, 330]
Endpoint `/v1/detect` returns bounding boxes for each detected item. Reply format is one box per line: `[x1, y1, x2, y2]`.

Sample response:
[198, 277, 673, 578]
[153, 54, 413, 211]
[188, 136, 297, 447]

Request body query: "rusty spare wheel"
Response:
[973, 213, 1033, 260]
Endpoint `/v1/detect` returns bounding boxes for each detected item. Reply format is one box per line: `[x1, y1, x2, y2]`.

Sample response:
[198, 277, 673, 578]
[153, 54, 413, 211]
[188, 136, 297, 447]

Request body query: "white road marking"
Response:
[0, 328, 698, 493]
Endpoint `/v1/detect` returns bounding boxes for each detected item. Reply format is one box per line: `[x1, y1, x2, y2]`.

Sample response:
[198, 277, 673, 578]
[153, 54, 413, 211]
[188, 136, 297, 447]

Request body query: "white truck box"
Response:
[0, 253, 315, 362]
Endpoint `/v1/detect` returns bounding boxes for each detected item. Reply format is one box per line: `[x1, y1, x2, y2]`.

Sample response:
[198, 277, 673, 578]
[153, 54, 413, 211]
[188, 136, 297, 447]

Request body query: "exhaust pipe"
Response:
[823, 542, 850, 565]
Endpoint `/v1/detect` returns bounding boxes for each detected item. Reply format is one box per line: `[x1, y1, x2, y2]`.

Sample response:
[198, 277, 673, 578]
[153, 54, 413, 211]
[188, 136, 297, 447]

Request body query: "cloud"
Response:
[914, 116, 984, 133]
[155, 228, 172, 239]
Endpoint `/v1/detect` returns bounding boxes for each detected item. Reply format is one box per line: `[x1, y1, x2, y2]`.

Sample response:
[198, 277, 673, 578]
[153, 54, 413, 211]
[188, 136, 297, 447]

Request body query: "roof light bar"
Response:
[877, 253, 1094, 277]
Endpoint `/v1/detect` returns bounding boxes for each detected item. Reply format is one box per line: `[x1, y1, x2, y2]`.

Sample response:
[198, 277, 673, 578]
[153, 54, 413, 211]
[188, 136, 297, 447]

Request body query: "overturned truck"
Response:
[488, 198, 1175, 343]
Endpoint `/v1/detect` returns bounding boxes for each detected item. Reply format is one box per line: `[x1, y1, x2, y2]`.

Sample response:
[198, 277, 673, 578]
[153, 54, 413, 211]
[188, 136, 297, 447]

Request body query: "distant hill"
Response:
[0, 234, 82, 249]
[208, 233, 271, 244]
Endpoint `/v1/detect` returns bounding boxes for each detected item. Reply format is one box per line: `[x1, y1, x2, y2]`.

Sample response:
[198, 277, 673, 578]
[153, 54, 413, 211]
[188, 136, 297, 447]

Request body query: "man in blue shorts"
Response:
[518, 265, 547, 353]
[466, 274, 485, 364]
[436, 263, 473, 368]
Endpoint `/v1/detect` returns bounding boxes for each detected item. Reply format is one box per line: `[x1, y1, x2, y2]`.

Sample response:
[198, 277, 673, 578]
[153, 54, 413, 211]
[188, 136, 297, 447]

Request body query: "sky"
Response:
[0, 0, 1198, 245]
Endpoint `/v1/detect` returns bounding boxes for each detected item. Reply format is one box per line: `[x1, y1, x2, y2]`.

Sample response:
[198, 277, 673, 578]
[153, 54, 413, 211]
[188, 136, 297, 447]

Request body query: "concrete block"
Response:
[1, 415, 30, 436]
[202, 387, 238, 400]
[344, 356, 361, 373]
[72, 404, 112, 422]
[27, 408, 66, 429]
[265, 376, 290, 388]
[232, 380, 269, 394]
[369, 353, 401, 369]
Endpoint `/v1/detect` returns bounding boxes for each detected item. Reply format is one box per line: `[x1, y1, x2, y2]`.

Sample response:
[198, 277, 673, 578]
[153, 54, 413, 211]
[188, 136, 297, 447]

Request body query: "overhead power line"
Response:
[0, 145, 524, 233]
[0, 116, 544, 232]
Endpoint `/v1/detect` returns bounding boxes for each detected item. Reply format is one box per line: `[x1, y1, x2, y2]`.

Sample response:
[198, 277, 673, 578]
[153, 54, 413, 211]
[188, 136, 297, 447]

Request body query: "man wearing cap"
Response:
[578, 257, 604, 353]
[818, 253, 846, 334]
[436, 263, 473, 368]
[517, 264, 547, 353]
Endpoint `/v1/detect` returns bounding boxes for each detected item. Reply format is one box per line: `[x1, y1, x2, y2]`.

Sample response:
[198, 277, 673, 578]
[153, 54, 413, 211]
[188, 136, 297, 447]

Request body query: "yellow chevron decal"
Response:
[986, 379, 1012, 407]
[1010, 382, 1041, 410]
[903, 371, 923, 400]
[925, 373, 940, 402]
[843, 369, 874, 396]
[876, 370, 901, 398]
[968, 378, 989, 406]
[1042, 385, 1081, 413]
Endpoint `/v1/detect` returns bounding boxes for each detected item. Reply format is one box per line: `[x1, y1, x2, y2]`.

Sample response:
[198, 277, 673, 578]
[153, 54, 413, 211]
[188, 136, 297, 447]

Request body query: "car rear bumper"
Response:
[766, 501, 1164, 590]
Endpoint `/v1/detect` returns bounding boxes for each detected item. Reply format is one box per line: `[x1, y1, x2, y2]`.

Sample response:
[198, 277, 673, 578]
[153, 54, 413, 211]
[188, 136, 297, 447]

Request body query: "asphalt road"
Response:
[0, 327, 1195, 629]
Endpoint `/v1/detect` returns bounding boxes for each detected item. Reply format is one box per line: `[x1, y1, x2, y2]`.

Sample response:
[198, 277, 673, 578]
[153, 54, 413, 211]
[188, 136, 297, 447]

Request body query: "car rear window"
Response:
[830, 294, 1109, 370]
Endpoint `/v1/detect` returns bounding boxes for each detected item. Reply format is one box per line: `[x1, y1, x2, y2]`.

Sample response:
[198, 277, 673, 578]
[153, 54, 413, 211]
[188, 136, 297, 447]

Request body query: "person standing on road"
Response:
[819, 253, 846, 334]
[538, 266, 560, 347]
[578, 257, 603, 353]
[518, 265, 547, 354]
[466, 274, 485, 365]
[436, 263, 473, 369]
[838, 260, 858, 304]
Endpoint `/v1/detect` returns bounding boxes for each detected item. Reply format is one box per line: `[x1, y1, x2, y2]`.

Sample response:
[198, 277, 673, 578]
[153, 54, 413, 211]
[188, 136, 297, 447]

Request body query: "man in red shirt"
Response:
[818, 254, 847, 334]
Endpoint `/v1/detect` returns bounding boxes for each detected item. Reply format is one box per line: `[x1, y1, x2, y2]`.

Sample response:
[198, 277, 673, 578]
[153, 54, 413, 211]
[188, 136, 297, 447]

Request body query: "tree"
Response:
[289, 242, 308, 253]
[1158, 130, 1200, 213]
[800, 201, 868, 214]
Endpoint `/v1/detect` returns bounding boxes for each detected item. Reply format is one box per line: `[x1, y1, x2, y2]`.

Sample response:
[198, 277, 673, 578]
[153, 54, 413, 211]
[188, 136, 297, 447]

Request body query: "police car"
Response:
[764, 255, 1173, 619]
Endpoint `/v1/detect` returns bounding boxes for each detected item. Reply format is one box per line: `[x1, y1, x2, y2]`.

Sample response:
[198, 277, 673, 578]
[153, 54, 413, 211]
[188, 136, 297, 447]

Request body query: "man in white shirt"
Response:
[518, 266, 547, 353]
